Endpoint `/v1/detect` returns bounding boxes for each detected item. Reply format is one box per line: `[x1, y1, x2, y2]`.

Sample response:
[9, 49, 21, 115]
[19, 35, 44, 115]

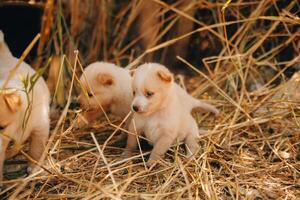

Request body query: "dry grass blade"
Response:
[2, 0, 300, 199]
[1, 33, 41, 89]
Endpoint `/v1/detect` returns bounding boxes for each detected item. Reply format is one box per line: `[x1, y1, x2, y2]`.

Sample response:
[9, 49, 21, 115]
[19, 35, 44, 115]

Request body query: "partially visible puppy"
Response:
[78, 62, 133, 126]
[254, 71, 300, 116]
[124, 63, 219, 166]
[269, 71, 300, 103]
[0, 31, 50, 184]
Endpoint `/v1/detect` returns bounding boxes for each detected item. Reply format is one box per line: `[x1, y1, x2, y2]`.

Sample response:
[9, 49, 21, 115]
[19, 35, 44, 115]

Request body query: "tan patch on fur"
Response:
[97, 72, 114, 86]
[3, 92, 22, 113]
[157, 69, 172, 83]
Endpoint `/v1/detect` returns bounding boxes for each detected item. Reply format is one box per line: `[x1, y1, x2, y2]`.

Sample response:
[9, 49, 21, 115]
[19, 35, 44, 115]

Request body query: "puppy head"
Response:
[78, 62, 118, 111]
[0, 89, 22, 124]
[131, 63, 173, 115]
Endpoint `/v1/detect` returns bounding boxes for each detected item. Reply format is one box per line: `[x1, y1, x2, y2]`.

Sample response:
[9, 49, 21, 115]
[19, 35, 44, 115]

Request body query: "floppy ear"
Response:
[129, 69, 136, 77]
[157, 69, 173, 83]
[3, 92, 22, 113]
[97, 72, 114, 86]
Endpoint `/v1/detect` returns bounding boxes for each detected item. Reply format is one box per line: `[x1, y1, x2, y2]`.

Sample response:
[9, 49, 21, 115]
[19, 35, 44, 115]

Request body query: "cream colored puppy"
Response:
[78, 62, 133, 125]
[0, 31, 50, 183]
[254, 71, 300, 116]
[125, 63, 219, 166]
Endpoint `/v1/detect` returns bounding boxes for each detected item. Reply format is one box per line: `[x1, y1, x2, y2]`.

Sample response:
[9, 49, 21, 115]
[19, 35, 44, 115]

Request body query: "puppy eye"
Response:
[145, 91, 154, 98]
[133, 91, 136, 96]
[87, 92, 93, 97]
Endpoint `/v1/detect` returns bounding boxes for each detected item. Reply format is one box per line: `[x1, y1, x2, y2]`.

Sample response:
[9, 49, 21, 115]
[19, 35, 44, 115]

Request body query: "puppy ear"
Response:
[157, 69, 173, 83]
[3, 92, 22, 113]
[129, 69, 136, 77]
[97, 72, 114, 86]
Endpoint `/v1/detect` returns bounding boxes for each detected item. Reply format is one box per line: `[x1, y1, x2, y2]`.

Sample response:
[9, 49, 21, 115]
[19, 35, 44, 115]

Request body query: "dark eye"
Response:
[88, 92, 93, 97]
[133, 91, 136, 96]
[145, 91, 154, 98]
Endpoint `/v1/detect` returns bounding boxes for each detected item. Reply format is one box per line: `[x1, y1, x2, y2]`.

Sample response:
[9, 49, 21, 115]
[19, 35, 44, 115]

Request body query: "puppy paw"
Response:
[186, 152, 197, 160]
[186, 150, 193, 158]
[146, 159, 158, 167]
[27, 158, 60, 176]
[198, 129, 208, 135]
[27, 165, 41, 175]
[213, 108, 220, 116]
[122, 149, 132, 157]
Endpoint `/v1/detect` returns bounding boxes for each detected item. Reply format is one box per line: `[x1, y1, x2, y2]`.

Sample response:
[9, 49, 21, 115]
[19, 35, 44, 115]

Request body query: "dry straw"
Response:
[1, 0, 300, 199]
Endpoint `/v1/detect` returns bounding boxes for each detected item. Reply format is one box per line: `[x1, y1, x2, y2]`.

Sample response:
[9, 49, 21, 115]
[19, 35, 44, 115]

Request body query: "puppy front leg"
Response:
[27, 128, 49, 173]
[123, 121, 139, 156]
[185, 133, 200, 157]
[148, 132, 175, 166]
[111, 117, 132, 144]
[185, 121, 200, 157]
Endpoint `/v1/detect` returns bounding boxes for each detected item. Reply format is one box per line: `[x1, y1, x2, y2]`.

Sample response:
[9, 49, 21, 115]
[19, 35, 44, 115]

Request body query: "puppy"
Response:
[254, 71, 300, 116]
[272, 71, 300, 102]
[78, 62, 133, 125]
[0, 31, 50, 183]
[125, 63, 219, 166]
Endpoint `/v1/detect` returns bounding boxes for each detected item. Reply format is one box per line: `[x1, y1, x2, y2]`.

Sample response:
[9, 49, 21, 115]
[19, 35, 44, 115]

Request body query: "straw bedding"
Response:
[1, 0, 300, 199]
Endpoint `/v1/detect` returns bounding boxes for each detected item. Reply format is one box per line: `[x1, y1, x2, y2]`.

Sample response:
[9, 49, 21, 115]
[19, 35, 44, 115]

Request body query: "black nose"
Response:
[70, 101, 81, 109]
[132, 105, 139, 112]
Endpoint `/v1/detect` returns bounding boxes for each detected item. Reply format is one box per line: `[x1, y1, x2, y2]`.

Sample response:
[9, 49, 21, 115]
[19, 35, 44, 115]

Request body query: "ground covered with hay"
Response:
[1, 0, 300, 199]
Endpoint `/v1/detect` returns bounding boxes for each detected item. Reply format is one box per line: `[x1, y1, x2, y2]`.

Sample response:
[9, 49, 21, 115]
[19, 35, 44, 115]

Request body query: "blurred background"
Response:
[0, 0, 298, 68]
[0, 0, 299, 102]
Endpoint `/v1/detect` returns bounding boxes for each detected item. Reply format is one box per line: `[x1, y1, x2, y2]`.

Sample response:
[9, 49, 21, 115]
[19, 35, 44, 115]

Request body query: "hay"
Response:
[1, 0, 300, 199]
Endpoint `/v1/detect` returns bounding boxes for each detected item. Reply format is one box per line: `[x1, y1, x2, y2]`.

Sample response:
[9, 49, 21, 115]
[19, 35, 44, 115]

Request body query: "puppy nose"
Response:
[70, 101, 80, 109]
[132, 105, 139, 112]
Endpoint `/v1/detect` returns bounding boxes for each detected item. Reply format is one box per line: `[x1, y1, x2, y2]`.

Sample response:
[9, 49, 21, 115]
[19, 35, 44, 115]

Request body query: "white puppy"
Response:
[0, 31, 50, 183]
[125, 63, 219, 166]
[78, 62, 133, 125]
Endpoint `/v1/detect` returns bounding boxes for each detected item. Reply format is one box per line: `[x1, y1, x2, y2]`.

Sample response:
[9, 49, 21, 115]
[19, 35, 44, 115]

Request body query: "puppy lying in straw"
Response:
[0, 31, 50, 184]
[254, 71, 300, 116]
[124, 63, 219, 166]
[78, 62, 133, 126]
